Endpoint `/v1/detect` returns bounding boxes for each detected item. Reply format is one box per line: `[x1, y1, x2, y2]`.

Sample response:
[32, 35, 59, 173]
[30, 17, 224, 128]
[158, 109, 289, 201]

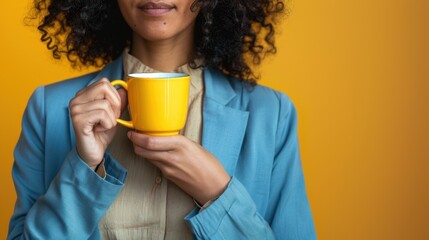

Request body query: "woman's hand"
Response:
[127, 132, 231, 204]
[70, 78, 127, 169]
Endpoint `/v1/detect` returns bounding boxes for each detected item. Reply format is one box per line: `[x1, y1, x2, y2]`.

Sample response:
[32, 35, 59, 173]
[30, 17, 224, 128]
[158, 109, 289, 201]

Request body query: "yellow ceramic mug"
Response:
[111, 73, 190, 136]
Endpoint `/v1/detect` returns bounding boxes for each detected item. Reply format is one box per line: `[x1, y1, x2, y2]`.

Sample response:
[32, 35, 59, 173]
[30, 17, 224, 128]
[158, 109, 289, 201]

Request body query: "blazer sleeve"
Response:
[267, 94, 316, 238]
[185, 93, 316, 239]
[8, 86, 127, 240]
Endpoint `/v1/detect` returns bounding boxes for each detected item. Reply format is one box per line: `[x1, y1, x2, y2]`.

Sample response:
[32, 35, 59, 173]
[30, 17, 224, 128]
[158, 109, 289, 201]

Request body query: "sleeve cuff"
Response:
[184, 177, 253, 237]
[103, 151, 128, 184]
[67, 148, 127, 201]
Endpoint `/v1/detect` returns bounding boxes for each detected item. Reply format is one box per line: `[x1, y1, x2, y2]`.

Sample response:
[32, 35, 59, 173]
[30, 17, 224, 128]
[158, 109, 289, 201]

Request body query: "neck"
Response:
[130, 32, 195, 72]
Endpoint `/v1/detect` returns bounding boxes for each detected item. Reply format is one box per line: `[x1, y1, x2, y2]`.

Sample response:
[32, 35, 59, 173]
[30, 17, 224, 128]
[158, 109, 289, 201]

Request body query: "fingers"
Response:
[127, 132, 189, 165]
[127, 131, 184, 151]
[72, 78, 122, 117]
[70, 99, 117, 133]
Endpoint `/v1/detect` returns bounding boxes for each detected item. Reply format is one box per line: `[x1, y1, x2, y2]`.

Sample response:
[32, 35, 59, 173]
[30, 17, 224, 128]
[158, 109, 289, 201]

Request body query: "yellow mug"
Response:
[111, 72, 190, 136]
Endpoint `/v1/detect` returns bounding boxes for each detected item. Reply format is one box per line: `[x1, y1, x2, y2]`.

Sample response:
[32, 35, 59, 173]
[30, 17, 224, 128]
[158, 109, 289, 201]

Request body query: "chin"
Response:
[137, 32, 174, 42]
[133, 23, 173, 40]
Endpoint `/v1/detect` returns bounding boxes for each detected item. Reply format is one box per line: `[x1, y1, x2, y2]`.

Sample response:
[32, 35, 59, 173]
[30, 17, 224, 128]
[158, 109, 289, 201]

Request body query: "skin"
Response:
[70, 0, 231, 204]
[118, 0, 199, 71]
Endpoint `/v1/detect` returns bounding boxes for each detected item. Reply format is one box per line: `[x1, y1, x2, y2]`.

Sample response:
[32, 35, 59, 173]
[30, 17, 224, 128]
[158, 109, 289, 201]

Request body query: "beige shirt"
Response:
[98, 52, 204, 239]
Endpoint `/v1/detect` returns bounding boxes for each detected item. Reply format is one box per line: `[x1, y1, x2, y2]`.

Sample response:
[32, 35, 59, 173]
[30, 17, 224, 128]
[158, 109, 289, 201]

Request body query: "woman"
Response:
[8, 0, 316, 239]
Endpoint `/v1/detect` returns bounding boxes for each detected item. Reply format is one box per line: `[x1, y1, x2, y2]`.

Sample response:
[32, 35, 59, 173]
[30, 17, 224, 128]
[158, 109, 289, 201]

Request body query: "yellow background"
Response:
[1, 0, 428, 239]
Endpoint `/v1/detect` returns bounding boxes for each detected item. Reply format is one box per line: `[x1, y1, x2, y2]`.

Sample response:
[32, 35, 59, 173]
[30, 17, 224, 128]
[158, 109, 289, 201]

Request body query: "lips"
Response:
[138, 2, 175, 16]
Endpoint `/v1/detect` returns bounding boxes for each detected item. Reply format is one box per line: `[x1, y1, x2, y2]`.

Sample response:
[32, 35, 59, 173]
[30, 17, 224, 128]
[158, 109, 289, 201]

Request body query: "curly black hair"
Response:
[31, 0, 285, 84]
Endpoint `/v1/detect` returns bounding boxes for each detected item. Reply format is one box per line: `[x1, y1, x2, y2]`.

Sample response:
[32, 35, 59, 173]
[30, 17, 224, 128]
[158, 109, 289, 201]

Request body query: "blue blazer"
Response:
[8, 56, 316, 239]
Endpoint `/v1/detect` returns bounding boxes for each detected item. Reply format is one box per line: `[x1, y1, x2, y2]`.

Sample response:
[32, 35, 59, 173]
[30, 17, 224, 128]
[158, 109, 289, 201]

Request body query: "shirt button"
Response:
[155, 176, 162, 184]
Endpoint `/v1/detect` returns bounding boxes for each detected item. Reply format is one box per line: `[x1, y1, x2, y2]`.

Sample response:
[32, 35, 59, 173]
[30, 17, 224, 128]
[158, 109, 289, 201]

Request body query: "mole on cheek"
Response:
[163, 22, 167, 25]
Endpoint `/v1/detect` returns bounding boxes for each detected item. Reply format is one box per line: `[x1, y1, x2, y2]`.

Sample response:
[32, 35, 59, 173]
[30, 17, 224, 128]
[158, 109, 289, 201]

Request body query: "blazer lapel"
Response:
[202, 69, 249, 175]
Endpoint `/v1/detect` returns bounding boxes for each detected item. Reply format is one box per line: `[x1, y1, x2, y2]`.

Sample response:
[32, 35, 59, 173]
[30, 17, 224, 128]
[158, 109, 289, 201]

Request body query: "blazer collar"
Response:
[203, 68, 237, 106]
[87, 55, 125, 86]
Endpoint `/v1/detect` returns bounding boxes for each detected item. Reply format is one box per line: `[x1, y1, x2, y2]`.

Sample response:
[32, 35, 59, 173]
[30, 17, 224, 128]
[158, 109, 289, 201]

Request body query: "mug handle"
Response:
[111, 80, 134, 129]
